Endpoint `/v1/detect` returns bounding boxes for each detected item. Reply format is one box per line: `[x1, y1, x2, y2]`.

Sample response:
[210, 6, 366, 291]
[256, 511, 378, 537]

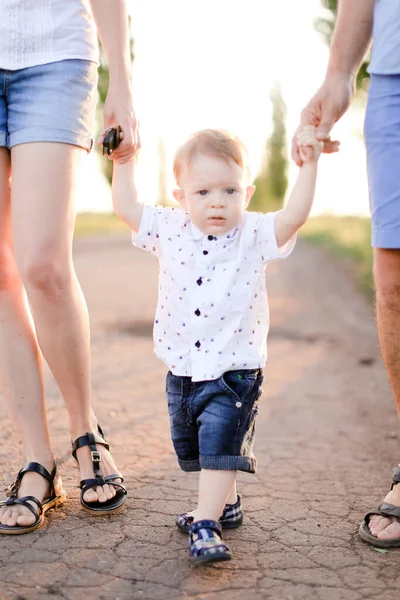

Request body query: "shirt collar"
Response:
[186, 216, 240, 242]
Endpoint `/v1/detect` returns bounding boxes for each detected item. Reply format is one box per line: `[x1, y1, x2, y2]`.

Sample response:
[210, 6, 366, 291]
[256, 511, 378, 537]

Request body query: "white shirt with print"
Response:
[133, 205, 295, 382]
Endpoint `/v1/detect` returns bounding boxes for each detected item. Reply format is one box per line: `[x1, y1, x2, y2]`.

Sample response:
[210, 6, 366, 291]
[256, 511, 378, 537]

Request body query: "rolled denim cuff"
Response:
[178, 458, 201, 472]
[200, 455, 257, 474]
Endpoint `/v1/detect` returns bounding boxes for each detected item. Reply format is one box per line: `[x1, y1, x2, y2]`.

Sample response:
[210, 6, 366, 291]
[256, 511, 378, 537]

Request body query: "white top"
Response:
[134, 205, 295, 382]
[0, 0, 98, 70]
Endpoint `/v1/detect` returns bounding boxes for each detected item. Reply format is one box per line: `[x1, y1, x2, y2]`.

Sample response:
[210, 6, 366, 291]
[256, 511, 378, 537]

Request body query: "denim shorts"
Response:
[0, 59, 98, 151]
[166, 368, 263, 473]
[365, 74, 400, 249]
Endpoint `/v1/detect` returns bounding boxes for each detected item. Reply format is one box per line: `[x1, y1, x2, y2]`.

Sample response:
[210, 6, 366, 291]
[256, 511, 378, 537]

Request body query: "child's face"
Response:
[173, 154, 255, 235]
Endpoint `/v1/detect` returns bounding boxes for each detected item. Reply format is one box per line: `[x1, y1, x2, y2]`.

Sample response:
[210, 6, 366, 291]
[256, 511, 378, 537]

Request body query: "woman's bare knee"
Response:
[21, 252, 72, 303]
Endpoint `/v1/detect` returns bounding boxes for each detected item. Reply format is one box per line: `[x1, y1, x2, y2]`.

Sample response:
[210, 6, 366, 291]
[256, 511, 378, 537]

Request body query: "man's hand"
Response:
[292, 73, 355, 166]
[97, 83, 141, 163]
[297, 126, 325, 164]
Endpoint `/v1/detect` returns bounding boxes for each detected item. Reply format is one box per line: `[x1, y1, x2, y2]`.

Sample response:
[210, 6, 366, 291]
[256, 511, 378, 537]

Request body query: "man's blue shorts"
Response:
[365, 74, 400, 249]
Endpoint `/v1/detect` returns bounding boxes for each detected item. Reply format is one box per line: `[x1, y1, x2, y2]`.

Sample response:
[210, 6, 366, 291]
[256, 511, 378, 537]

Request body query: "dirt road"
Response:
[0, 233, 399, 600]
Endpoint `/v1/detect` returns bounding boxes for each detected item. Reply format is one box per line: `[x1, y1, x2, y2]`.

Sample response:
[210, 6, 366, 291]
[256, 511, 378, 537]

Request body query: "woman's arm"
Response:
[90, 0, 140, 162]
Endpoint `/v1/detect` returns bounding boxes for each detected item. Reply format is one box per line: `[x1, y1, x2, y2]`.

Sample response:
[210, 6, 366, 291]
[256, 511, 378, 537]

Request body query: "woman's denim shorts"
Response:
[0, 59, 98, 151]
[166, 368, 264, 474]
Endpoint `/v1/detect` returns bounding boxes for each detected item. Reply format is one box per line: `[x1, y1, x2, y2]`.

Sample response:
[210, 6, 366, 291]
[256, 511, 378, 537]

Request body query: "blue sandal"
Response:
[188, 519, 232, 564]
[176, 495, 243, 532]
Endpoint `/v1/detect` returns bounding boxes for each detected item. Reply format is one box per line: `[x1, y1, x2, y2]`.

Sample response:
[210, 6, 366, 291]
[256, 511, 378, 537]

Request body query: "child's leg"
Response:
[194, 469, 237, 523]
[227, 478, 238, 505]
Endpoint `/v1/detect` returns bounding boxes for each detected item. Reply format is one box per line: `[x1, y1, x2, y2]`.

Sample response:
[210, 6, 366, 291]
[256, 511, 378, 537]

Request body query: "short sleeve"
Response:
[254, 211, 296, 264]
[132, 205, 184, 259]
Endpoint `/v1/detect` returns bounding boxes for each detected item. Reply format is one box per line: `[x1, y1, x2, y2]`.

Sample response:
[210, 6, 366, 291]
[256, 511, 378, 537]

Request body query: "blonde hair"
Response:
[173, 129, 251, 185]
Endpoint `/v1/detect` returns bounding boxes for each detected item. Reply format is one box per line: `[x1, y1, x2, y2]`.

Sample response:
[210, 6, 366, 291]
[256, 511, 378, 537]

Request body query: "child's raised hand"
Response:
[297, 125, 333, 163]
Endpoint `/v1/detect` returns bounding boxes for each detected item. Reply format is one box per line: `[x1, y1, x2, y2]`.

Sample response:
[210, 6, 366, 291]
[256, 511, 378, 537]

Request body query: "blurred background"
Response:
[75, 0, 373, 297]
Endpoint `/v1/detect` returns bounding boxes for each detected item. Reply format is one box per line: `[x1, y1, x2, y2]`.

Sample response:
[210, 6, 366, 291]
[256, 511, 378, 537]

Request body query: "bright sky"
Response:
[77, 0, 370, 217]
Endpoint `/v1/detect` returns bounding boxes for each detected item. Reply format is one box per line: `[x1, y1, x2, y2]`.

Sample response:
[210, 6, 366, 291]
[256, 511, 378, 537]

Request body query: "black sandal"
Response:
[0, 460, 66, 535]
[359, 465, 400, 548]
[72, 428, 127, 515]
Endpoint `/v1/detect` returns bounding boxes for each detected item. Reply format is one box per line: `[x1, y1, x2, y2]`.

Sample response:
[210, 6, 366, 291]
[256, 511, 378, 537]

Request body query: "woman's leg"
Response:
[0, 147, 58, 527]
[11, 142, 121, 504]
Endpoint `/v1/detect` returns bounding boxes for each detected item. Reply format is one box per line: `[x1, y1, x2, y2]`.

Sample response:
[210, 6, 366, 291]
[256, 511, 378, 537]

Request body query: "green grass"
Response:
[300, 216, 374, 300]
[74, 212, 128, 236]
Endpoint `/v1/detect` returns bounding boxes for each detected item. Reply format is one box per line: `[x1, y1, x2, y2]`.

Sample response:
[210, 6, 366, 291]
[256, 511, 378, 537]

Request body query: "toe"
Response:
[96, 486, 107, 503]
[369, 516, 392, 536]
[0, 508, 12, 525]
[102, 485, 114, 501]
[83, 488, 99, 503]
[377, 520, 400, 540]
[16, 507, 37, 527]
[6, 506, 21, 527]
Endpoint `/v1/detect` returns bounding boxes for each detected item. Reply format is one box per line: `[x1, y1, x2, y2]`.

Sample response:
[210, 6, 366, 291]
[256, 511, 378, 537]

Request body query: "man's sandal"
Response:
[359, 465, 400, 548]
[0, 460, 66, 535]
[72, 428, 127, 515]
[188, 520, 232, 564]
[176, 495, 243, 532]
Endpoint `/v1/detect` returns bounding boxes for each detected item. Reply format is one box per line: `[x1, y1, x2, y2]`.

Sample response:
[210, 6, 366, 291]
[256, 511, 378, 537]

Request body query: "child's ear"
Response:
[245, 185, 256, 208]
[173, 188, 186, 208]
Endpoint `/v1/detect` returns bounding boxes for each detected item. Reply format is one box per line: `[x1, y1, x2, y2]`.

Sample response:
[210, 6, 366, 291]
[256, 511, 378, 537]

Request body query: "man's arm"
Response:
[292, 0, 375, 165]
[327, 0, 375, 79]
[90, 0, 139, 163]
[112, 161, 143, 233]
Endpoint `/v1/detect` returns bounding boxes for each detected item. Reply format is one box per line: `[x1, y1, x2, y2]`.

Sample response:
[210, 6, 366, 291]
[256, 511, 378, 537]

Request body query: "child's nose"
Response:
[211, 195, 225, 208]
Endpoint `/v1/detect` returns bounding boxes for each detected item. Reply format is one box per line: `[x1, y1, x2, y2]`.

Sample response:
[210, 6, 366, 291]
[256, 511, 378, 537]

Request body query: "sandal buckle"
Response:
[91, 451, 101, 463]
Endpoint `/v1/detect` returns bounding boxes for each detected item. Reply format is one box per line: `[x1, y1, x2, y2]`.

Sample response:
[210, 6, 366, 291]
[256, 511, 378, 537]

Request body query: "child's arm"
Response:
[274, 126, 326, 248]
[112, 159, 143, 233]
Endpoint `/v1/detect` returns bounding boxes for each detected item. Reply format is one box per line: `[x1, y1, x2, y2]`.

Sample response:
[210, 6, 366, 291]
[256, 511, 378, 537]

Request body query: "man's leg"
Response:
[369, 249, 400, 540]
[11, 143, 121, 504]
[363, 74, 400, 540]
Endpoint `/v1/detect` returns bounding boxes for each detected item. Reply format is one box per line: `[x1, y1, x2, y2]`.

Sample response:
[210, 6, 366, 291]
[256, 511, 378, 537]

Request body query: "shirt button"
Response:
[207, 235, 214, 241]
[194, 309, 201, 316]
[197, 278, 203, 286]
[235, 401, 242, 408]
[195, 341, 201, 348]
[203, 250, 209, 255]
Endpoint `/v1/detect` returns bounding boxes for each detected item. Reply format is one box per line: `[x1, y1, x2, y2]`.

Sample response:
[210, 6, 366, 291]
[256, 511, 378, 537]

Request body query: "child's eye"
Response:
[226, 188, 235, 195]
[198, 190, 208, 196]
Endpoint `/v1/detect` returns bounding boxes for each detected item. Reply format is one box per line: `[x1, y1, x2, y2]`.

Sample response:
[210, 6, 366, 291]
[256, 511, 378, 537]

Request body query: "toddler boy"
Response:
[111, 126, 327, 563]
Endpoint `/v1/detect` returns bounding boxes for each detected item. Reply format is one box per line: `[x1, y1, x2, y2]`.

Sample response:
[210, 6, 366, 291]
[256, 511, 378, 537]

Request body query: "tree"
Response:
[249, 84, 288, 213]
[314, 0, 370, 90]
[96, 18, 135, 183]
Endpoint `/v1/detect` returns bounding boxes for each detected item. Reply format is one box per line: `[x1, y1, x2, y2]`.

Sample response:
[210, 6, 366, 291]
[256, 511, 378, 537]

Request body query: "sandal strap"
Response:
[391, 465, 400, 489]
[189, 519, 222, 537]
[189, 519, 230, 558]
[71, 432, 110, 478]
[6, 459, 57, 499]
[378, 502, 400, 519]
[80, 475, 126, 493]
[5, 495, 42, 520]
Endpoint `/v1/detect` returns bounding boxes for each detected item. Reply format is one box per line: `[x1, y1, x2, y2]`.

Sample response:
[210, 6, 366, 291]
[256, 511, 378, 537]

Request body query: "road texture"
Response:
[0, 234, 399, 600]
